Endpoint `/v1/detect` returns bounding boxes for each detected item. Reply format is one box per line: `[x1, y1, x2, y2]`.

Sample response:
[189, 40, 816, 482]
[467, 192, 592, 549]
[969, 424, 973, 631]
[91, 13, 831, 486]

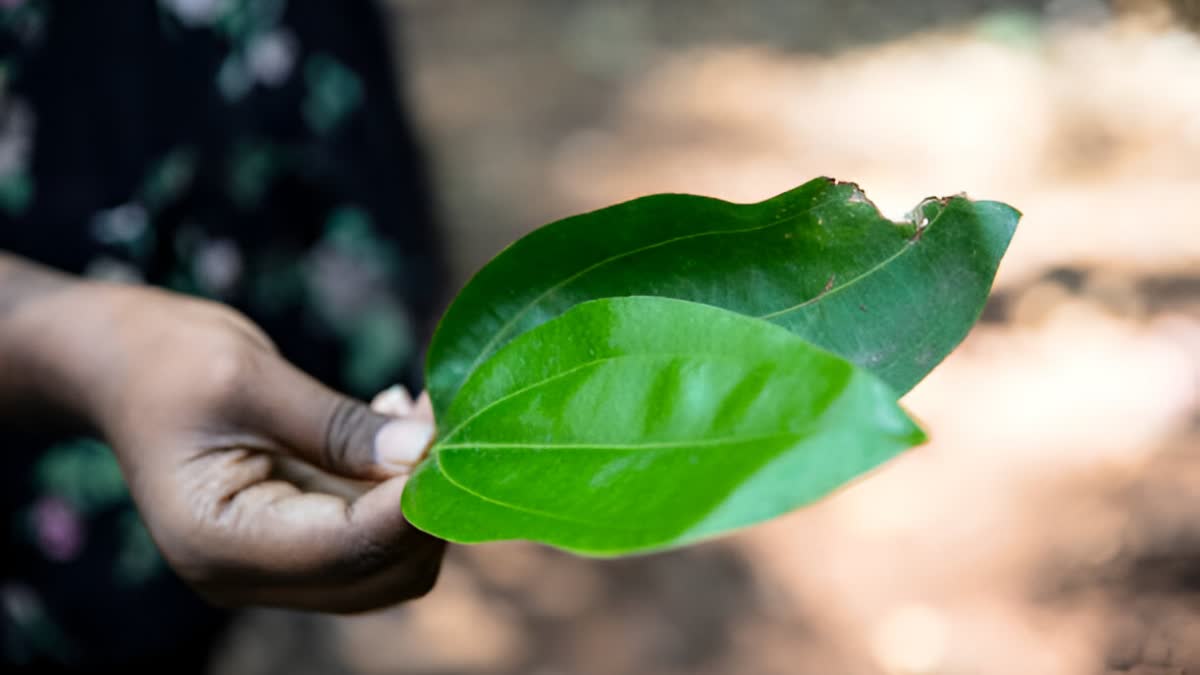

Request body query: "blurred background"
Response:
[6, 0, 1200, 673]
[204, 1, 1200, 673]
[223, 0, 1200, 673]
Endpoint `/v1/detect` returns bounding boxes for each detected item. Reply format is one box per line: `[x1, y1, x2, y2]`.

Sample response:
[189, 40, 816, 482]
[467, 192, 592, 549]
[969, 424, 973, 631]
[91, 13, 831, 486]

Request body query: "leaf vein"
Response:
[433, 453, 660, 534]
[755, 204, 951, 321]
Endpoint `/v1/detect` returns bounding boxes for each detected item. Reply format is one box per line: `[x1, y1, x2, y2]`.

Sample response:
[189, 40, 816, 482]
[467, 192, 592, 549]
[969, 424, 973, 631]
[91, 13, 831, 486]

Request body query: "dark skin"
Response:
[0, 252, 444, 613]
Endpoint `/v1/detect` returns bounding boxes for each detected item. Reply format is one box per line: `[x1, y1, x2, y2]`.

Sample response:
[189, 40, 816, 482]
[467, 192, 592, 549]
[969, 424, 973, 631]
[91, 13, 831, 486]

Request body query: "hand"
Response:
[12, 281, 444, 613]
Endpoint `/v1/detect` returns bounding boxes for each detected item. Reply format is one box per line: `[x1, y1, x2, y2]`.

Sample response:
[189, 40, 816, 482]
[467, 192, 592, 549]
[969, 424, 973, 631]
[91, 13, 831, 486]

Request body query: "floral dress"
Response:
[0, 1, 444, 670]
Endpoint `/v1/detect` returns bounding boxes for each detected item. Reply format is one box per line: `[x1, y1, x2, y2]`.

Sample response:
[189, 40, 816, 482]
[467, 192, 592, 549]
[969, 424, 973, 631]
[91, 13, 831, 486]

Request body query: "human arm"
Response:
[0, 251, 443, 612]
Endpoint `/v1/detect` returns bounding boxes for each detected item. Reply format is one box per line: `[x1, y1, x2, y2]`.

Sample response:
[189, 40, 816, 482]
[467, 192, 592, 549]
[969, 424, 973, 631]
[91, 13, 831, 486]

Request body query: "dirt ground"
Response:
[211, 1, 1200, 673]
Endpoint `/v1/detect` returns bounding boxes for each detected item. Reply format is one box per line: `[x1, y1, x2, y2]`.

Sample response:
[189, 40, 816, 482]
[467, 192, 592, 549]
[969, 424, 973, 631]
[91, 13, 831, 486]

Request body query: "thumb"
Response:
[247, 358, 436, 480]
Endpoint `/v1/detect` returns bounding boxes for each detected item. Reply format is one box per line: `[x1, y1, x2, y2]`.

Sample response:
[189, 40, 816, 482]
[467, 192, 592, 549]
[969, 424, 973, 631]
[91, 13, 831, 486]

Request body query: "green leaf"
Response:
[408, 178, 1017, 556]
[403, 296, 924, 556]
[426, 177, 1018, 420]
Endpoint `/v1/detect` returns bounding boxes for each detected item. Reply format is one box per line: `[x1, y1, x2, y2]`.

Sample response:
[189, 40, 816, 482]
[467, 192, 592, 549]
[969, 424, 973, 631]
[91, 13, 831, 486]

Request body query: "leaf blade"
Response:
[426, 178, 1018, 422]
[404, 297, 924, 556]
[761, 196, 1019, 390]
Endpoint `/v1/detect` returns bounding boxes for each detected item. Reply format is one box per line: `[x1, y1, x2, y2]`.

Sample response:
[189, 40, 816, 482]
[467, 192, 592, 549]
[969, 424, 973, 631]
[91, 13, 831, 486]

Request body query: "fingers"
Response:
[413, 390, 434, 422]
[209, 537, 444, 613]
[371, 385, 414, 416]
[160, 431, 445, 613]
[197, 471, 436, 586]
[245, 359, 435, 480]
[371, 387, 432, 424]
[270, 456, 372, 501]
[189, 471, 444, 612]
[230, 477, 399, 581]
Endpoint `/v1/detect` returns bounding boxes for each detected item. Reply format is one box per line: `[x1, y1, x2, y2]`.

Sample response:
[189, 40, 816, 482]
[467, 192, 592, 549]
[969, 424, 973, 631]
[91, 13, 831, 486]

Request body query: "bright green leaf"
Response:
[425, 177, 1019, 420]
[403, 296, 924, 556]
[408, 178, 1018, 556]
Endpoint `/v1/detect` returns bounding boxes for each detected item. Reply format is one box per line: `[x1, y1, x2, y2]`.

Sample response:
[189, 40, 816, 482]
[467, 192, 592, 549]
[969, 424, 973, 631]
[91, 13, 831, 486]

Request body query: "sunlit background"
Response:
[210, 1, 1200, 673]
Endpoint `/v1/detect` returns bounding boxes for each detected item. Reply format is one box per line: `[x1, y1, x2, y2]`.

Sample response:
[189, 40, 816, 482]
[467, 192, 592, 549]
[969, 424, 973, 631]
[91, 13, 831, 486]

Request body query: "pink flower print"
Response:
[247, 29, 298, 87]
[31, 496, 86, 562]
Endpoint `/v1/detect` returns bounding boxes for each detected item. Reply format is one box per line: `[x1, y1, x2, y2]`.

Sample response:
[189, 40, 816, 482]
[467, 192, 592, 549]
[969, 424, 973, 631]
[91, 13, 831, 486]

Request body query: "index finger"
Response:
[201, 471, 430, 586]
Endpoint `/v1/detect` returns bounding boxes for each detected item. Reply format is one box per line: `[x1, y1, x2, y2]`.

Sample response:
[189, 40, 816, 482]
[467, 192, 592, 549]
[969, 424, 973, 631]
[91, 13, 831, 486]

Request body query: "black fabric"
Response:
[0, 1, 442, 669]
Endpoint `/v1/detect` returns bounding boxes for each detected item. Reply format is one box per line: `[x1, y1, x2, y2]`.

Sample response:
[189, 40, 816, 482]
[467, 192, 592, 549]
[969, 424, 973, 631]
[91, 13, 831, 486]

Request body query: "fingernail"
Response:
[371, 385, 413, 416]
[375, 418, 435, 471]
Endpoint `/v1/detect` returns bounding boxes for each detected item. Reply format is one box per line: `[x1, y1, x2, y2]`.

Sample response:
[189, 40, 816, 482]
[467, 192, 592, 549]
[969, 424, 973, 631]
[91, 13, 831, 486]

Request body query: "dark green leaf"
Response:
[403, 297, 924, 556]
[426, 177, 1018, 420]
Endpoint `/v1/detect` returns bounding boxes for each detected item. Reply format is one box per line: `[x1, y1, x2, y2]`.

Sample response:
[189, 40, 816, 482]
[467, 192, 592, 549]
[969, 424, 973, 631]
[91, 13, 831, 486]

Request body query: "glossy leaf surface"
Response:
[403, 297, 924, 556]
[425, 177, 1019, 420]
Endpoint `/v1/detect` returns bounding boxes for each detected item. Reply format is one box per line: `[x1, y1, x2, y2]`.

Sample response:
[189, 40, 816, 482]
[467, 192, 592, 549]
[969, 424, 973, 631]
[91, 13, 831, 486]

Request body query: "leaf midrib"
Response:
[757, 201, 949, 320]
[431, 430, 813, 539]
[438, 350, 815, 445]
[436, 431, 804, 452]
[432, 452, 678, 535]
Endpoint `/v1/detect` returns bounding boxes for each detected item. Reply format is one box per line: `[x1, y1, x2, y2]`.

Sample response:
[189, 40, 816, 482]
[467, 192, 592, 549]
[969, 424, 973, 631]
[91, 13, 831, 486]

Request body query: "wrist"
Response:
[0, 265, 139, 431]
